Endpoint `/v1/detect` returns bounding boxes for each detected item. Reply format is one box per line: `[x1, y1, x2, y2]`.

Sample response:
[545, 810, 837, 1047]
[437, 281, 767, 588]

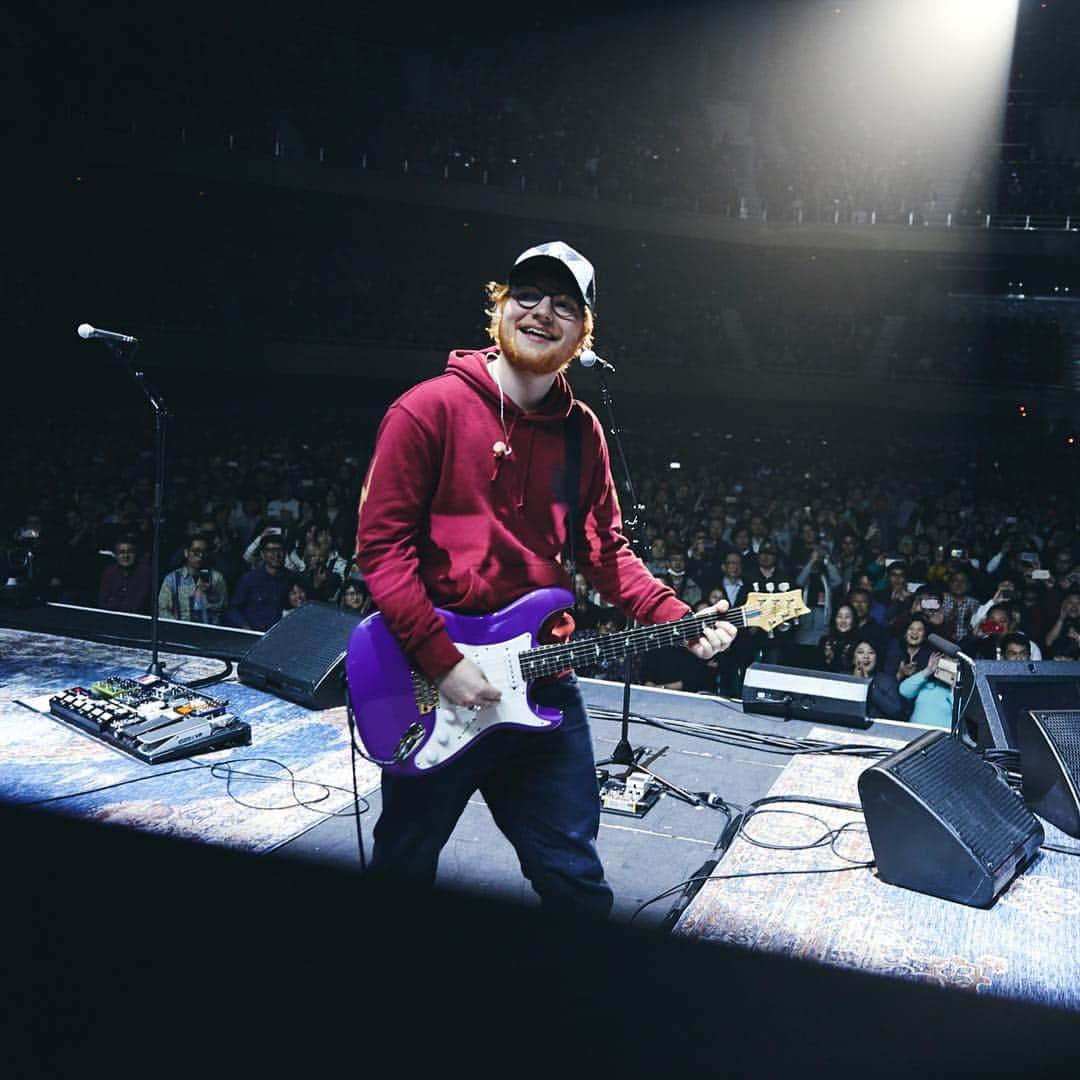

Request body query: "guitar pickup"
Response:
[410, 670, 439, 715]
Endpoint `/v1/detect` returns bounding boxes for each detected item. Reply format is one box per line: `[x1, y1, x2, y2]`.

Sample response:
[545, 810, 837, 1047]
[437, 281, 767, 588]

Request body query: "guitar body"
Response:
[345, 585, 808, 777]
[345, 587, 574, 777]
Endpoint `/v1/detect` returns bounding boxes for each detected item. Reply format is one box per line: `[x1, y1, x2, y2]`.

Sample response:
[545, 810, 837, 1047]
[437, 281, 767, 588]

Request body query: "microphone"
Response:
[579, 349, 615, 374]
[929, 633, 976, 667]
[77, 323, 139, 345]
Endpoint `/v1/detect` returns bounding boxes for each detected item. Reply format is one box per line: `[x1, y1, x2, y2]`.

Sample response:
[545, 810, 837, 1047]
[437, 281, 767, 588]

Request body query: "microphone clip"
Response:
[580, 349, 616, 374]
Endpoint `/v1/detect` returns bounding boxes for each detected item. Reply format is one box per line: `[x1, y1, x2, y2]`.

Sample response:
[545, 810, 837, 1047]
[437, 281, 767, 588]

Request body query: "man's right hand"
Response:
[437, 657, 502, 710]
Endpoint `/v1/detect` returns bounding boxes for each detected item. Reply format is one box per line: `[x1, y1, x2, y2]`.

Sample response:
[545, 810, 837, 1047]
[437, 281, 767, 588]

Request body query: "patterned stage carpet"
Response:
[675, 728, 1080, 1012]
[0, 629, 381, 852]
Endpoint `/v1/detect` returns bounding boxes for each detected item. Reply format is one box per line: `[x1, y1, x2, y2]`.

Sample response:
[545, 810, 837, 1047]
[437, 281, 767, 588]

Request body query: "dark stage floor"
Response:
[275, 678, 914, 928]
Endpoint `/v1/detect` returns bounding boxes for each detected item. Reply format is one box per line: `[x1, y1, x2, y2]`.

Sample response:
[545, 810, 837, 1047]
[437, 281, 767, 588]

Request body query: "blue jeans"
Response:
[371, 676, 613, 918]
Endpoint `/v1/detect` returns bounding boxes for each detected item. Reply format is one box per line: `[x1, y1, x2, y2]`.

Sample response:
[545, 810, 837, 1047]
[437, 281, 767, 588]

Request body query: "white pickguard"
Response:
[413, 631, 550, 771]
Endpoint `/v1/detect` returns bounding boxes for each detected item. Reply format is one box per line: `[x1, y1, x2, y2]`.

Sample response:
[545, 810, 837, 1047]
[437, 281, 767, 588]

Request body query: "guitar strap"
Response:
[563, 406, 582, 580]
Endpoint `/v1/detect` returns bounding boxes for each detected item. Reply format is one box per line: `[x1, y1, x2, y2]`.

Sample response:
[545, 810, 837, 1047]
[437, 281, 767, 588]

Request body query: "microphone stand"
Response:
[928, 633, 975, 741]
[103, 339, 170, 676]
[589, 365, 698, 806]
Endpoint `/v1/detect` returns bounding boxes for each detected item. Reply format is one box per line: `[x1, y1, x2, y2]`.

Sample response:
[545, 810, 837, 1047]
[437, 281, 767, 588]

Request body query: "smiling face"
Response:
[853, 642, 877, 675]
[496, 267, 587, 376]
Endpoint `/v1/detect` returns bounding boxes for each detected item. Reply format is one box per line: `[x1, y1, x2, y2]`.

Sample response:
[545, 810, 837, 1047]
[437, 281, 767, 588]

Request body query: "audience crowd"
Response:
[4, 401, 1077, 728]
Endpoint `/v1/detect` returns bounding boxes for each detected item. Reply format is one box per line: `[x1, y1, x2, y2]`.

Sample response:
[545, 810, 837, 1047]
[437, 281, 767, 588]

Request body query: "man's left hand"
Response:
[686, 601, 738, 661]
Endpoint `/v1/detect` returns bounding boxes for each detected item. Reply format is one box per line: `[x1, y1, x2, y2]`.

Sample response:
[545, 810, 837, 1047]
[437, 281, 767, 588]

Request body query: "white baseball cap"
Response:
[510, 241, 596, 311]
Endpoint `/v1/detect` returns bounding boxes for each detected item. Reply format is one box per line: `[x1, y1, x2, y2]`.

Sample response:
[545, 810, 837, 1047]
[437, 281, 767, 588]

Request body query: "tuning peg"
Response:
[779, 582, 790, 592]
[765, 581, 775, 592]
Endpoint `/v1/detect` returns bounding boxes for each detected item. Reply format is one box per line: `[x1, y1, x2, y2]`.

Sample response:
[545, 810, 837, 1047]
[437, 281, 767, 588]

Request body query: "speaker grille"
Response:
[1030, 711, 1080, 774]
[891, 734, 1035, 874]
[237, 602, 366, 708]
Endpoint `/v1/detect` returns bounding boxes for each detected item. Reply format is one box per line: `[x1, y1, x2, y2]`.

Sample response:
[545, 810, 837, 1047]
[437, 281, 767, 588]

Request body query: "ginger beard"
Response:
[496, 298, 584, 376]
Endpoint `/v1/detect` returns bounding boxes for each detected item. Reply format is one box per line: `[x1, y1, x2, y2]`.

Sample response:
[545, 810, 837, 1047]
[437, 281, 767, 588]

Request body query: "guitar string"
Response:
[519, 605, 799, 678]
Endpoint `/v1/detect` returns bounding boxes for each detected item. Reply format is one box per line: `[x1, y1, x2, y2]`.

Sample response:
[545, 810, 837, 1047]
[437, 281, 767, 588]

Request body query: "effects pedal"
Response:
[48, 673, 250, 764]
[599, 771, 662, 818]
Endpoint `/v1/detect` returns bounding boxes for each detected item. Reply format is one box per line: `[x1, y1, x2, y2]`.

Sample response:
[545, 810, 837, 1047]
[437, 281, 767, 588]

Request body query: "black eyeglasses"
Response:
[510, 286, 583, 321]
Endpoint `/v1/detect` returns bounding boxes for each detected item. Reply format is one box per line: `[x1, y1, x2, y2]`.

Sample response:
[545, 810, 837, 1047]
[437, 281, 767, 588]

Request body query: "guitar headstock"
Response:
[742, 591, 811, 632]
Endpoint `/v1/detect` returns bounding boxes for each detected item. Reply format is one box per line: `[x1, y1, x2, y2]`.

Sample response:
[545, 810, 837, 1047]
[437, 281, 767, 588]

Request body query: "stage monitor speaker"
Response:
[858, 730, 1044, 908]
[237, 602, 366, 709]
[959, 660, 1080, 751]
[741, 663, 870, 729]
[1018, 710, 1080, 839]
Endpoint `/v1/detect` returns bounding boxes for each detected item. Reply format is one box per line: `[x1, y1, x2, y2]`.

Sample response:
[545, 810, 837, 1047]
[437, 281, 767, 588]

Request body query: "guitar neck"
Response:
[520, 606, 750, 682]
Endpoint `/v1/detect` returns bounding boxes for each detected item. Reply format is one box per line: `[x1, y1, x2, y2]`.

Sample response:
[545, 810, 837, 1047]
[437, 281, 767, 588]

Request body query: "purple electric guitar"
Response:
[344, 586, 809, 777]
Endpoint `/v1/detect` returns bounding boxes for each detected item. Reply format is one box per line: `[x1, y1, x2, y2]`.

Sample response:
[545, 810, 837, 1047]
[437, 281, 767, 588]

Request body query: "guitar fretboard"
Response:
[519, 606, 753, 681]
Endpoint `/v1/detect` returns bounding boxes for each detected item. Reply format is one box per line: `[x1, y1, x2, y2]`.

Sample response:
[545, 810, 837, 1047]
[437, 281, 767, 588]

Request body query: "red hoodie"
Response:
[356, 348, 689, 679]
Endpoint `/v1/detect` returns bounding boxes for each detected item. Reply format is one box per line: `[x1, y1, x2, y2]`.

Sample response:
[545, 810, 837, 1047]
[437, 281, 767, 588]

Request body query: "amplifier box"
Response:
[742, 663, 871, 729]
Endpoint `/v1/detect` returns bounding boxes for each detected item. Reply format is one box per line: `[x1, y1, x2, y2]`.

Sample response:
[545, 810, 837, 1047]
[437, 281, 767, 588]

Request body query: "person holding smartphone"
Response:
[157, 533, 228, 624]
[898, 652, 953, 729]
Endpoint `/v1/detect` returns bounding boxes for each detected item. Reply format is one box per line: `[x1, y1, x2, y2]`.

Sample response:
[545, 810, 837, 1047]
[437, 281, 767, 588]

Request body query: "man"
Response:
[728, 525, 758, 579]
[941, 566, 981, 642]
[999, 632, 1033, 662]
[793, 545, 843, 666]
[748, 542, 785, 592]
[747, 542, 791, 664]
[98, 535, 151, 613]
[196, 517, 246, 591]
[847, 586, 888, 655]
[1049, 548, 1078, 599]
[644, 537, 668, 576]
[748, 515, 771, 556]
[875, 560, 913, 625]
[664, 550, 702, 610]
[355, 241, 735, 917]
[1045, 589, 1080, 658]
[226, 533, 297, 631]
[158, 533, 228, 623]
[889, 584, 946, 638]
[11, 512, 63, 601]
[718, 551, 749, 611]
[711, 552, 750, 694]
[958, 600, 1044, 661]
[300, 540, 344, 603]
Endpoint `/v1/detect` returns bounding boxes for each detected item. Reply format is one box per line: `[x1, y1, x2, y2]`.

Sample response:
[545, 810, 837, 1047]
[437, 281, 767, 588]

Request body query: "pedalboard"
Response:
[598, 770, 662, 818]
[49, 674, 250, 764]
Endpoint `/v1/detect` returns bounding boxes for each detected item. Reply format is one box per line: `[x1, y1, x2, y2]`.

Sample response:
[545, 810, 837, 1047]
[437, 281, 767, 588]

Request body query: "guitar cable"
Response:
[344, 689, 426, 768]
[343, 679, 429, 872]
